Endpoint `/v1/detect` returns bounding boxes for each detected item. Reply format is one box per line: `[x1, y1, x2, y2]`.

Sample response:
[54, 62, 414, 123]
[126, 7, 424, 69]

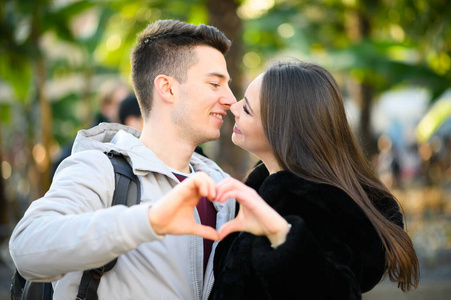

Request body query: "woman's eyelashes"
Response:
[243, 105, 251, 115]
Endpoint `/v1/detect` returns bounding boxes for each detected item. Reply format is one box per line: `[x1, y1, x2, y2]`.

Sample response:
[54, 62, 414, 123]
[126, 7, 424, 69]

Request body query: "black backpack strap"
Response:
[76, 150, 141, 300]
[10, 269, 25, 300]
[42, 281, 53, 300]
[108, 150, 141, 207]
[76, 263, 115, 300]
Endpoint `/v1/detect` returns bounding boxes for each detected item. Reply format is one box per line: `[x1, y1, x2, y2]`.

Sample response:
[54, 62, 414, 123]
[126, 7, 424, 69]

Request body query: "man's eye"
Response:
[210, 83, 220, 88]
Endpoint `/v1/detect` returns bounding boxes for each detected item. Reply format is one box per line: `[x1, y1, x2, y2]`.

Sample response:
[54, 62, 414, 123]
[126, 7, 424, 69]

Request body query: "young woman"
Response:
[209, 60, 419, 299]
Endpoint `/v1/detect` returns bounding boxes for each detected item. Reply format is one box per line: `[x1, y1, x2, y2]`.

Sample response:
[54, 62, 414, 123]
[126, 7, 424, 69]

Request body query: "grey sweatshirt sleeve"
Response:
[9, 150, 162, 281]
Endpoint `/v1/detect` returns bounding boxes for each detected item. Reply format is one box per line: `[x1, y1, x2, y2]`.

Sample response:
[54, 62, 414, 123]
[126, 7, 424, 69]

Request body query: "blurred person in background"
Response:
[376, 134, 401, 189]
[118, 93, 143, 131]
[95, 80, 130, 124]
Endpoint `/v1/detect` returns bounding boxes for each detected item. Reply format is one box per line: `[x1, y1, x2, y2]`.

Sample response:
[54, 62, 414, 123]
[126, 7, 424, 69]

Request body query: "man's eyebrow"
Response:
[244, 96, 254, 113]
[206, 72, 232, 84]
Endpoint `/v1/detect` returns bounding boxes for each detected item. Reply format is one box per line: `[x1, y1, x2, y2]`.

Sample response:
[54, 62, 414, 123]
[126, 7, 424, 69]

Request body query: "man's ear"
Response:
[154, 75, 175, 103]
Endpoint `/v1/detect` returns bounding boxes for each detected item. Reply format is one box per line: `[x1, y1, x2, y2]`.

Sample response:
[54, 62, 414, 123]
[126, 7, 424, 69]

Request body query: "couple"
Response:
[9, 20, 418, 299]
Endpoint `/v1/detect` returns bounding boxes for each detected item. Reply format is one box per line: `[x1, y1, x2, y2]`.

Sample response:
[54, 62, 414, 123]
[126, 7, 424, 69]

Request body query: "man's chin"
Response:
[198, 132, 220, 145]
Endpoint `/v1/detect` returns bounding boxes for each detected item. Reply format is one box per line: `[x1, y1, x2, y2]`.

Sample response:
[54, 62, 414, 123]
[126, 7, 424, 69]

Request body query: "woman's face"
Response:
[230, 74, 272, 158]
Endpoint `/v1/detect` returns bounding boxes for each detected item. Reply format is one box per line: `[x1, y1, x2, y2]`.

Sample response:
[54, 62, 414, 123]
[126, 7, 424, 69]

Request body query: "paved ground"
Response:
[364, 250, 451, 300]
[364, 282, 451, 300]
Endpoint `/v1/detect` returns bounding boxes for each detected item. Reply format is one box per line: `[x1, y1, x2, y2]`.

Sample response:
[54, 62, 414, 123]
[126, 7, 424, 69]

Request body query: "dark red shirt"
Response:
[173, 173, 217, 273]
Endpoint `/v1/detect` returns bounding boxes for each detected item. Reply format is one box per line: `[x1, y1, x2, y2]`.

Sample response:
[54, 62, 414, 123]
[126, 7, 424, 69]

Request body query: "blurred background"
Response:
[1, 0, 450, 299]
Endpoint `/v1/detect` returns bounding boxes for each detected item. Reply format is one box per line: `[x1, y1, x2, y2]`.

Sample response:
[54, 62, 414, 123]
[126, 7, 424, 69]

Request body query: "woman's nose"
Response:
[230, 100, 242, 117]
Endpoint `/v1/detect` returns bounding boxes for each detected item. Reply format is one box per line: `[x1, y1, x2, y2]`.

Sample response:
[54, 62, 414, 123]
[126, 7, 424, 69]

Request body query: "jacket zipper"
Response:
[204, 270, 214, 299]
[194, 236, 201, 300]
[193, 214, 202, 300]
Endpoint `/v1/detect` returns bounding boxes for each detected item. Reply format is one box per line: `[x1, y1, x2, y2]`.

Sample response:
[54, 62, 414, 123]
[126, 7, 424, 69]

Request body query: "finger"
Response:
[193, 172, 216, 200]
[214, 189, 240, 203]
[215, 178, 245, 201]
[204, 174, 217, 200]
[218, 220, 242, 240]
[217, 178, 251, 197]
[191, 224, 220, 241]
[214, 178, 230, 201]
[215, 189, 256, 205]
[217, 177, 241, 190]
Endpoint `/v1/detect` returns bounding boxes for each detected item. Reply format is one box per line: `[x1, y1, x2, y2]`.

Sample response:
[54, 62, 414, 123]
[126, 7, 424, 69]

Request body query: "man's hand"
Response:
[148, 172, 219, 241]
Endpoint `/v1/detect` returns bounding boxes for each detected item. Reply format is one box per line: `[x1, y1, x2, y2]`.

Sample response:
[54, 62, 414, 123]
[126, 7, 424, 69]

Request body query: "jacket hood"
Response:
[72, 123, 228, 186]
[73, 122, 141, 154]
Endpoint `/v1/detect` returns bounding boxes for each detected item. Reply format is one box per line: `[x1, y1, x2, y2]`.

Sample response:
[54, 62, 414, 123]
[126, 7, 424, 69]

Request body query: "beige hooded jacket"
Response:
[9, 123, 236, 300]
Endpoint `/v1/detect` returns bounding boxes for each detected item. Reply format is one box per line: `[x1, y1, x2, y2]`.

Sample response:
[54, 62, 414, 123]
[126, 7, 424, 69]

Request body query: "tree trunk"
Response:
[37, 58, 52, 194]
[346, 8, 377, 159]
[32, 2, 52, 196]
[207, 0, 250, 179]
[357, 83, 376, 157]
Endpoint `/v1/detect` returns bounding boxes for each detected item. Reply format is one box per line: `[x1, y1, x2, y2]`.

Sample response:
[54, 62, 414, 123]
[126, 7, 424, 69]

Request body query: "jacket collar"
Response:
[245, 163, 309, 207]
[72, 122, 227, 184]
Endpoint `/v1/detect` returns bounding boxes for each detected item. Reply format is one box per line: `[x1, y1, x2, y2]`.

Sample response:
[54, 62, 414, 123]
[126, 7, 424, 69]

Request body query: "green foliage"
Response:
[1, 0, 450, 131]
[0, 53, 32, 103]
[239, 0, 451, 101]
[0, 0, 216, 147]
[52, 93, 84, 144]
[187, 4, 208, 24]
[328, 40, 450, 98]
[1, 0, 451, 205]
[0, 104, 11, 125]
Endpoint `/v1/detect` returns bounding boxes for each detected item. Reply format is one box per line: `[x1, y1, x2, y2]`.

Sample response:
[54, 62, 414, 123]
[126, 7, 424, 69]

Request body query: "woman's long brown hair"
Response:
[260, 60, 419, 291]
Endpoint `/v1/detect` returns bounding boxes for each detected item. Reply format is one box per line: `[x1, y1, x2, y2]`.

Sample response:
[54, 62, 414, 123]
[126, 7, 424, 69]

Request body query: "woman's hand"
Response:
[215, 177, 290, 247]
[148, 172, 219, 241]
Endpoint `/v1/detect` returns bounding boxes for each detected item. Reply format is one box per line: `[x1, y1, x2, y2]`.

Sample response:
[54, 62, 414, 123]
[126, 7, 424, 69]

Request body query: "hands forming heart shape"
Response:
[148, 172, 290, 247]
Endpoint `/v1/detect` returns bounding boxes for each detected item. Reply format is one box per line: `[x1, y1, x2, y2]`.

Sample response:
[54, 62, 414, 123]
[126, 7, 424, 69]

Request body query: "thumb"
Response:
[191, 224, 220, 241]
[218, 220, 242, 240]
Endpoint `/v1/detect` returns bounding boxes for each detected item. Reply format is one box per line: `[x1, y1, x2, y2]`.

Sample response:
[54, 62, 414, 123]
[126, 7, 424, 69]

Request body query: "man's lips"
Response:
[233, 124, 242, 134]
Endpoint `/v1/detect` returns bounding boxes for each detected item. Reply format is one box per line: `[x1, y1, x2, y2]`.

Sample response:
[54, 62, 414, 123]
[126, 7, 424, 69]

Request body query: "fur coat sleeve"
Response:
[210, 164, 403, 300]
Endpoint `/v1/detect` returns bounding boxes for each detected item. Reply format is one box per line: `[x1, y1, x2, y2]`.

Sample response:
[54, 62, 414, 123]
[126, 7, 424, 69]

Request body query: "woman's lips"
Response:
[233, 124, 242, 134]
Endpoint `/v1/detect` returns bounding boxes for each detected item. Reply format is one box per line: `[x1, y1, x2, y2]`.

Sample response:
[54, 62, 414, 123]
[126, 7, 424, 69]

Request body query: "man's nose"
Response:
[219, 86, 237, 109]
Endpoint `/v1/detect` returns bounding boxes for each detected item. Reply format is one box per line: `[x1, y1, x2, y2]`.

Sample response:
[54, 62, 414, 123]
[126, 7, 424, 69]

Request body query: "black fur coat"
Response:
[209, 164, 403, 300]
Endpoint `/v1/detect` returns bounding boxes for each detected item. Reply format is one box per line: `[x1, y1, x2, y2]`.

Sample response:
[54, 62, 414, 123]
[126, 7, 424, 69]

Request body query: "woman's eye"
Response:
[243, 105, 250, 115]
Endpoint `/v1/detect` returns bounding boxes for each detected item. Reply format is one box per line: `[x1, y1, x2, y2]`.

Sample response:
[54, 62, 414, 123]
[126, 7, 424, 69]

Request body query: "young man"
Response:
[9, 20, 236, 299]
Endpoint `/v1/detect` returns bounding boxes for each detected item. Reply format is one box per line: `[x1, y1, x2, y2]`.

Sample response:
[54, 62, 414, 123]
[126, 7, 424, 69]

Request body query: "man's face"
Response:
[171, 45, 236, 145]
